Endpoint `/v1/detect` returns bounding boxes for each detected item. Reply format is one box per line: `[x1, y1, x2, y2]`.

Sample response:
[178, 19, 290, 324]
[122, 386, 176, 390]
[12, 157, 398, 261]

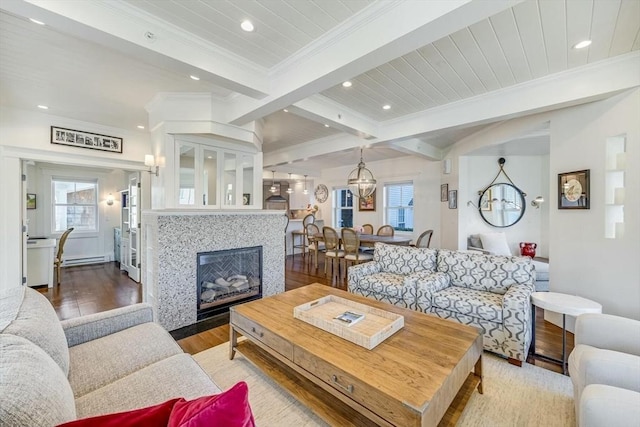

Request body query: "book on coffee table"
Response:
[334, 311, 364, 326]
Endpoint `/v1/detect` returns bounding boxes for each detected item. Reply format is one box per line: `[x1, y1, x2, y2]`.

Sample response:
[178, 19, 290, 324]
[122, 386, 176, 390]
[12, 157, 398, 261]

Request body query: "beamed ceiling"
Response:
[1, 0, 638, 175]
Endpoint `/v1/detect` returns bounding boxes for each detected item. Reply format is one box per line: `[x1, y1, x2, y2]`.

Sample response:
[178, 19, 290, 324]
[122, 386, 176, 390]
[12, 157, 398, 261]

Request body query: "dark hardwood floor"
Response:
[37, 256, 571, 374]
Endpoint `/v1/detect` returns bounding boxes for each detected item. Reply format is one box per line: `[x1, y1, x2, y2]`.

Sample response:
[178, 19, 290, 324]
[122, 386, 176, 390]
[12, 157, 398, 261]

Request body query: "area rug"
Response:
[194, 344, 575, 426]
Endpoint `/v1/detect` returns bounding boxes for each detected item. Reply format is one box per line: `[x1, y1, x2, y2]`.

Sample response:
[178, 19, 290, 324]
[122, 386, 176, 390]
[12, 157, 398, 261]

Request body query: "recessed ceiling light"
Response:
[283, 109, 288, 113]
[382, 104, 391, 110]
[342, 81, 352, 88]
[573, 40, 592, 49]
[37, 105, 48, 110]
[324, 124, 330, 127]
[137, 125, 145, 129]
[29, 18, 45, 25]
[241, 20, 254, 32]
[190, 75, 200, 81]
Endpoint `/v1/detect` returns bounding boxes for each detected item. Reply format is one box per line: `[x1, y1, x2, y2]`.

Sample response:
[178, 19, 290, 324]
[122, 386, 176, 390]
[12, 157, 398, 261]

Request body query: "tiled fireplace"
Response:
[142, 210, 286, 331]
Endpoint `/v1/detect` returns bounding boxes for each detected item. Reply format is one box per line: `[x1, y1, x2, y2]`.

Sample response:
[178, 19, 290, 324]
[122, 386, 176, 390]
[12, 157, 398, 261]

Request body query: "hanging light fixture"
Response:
[303, 175, 308, 195]
[286, 173, 294, 194]
[269, 170, 277, 193]
[347, 148, 376, 198]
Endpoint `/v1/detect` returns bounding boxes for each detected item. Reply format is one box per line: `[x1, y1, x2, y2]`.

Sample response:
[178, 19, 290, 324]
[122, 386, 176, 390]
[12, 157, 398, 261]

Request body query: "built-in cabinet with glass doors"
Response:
[176, 138, 259, 208]
[119, 172, 140, 282]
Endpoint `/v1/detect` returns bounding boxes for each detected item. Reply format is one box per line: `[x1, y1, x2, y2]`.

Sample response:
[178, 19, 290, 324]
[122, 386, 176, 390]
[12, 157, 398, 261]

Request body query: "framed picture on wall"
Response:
[51, 126, 123, 153]
[358, 192, 376, 211]
[448, 190, 457, 209]
[26, 193, 36, 210]
[558, 169, 590, 209]
[441, 184, 448, 202]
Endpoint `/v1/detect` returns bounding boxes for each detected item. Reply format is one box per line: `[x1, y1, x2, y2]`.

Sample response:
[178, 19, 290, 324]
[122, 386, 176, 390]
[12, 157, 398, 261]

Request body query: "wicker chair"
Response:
[377, 225, 394, 237]
[322, 226, 344, 279]
[341, 228, 373, 278]
[54, 227, 74, 285]
[361, 224, 374, 234]
[305, 222, 324, 270]
[413, 229, 433, 248]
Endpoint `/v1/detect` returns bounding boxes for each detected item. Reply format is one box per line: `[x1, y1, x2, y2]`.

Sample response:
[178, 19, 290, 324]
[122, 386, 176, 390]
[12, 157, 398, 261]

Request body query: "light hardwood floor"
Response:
[37, 255, 571, 374]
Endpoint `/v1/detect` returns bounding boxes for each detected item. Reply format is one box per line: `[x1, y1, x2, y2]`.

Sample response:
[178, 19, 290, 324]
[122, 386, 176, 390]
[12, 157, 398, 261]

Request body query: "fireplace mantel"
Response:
[143, 210, 287, 330]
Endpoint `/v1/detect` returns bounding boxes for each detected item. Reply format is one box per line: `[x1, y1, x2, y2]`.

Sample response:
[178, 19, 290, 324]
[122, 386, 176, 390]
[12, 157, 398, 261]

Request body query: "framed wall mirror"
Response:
[477, 182, 526, 228]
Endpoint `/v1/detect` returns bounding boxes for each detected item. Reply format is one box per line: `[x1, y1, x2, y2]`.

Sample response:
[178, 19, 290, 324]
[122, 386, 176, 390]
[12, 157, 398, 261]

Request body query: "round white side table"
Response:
[530, 292, 602, 374]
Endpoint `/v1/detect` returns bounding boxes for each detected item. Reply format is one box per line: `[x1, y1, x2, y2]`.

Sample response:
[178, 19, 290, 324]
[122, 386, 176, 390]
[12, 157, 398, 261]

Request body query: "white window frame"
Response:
[384, 181, 414, 233]
[332, 187, 354, 229]
[51, 178, 99, 233]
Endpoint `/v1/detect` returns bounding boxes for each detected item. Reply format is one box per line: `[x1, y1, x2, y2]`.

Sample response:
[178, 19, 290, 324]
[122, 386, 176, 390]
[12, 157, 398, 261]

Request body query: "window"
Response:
[333, 188, 353, 228]
[385, 182, 414, 232]
[52, 179, 98, 232]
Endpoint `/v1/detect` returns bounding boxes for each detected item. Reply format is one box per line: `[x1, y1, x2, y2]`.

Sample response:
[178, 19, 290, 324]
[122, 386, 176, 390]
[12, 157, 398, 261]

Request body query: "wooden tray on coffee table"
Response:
[293, 295, 404, 350]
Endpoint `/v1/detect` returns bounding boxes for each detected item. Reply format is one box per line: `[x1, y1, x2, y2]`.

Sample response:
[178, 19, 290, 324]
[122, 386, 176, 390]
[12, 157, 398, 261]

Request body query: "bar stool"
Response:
[291, 214, 314, 258]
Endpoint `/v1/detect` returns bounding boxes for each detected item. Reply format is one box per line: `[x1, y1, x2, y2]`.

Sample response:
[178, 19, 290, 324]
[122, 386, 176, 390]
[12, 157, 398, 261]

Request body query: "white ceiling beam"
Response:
[388, 139, 444, 161]
[378, 51, 640, 142]
[289, 95, 379, 139]
[5, 0, 269, 98]
[267, 52, 640, 167]
[264, 134, 367, 168]
[227, 0, 523, 125]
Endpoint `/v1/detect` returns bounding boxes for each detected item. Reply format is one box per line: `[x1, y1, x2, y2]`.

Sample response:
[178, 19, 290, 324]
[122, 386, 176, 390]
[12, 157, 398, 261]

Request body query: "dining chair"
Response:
[54, 227, 74, 285]
[291, 214, 315, 258]
[341, 228, 373, 279]
[377, 225, 394, 237]
[413, 229, 433, 248]
[306, 223, 324, 271]
[322, 226, 344, 280]
[361, 224, 374, 234]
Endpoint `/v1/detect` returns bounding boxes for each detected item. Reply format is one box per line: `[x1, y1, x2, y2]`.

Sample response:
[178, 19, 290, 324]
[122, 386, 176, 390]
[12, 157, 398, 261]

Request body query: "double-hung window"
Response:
[385, 182, 414, 232]
[52, 179, 98, 232]
[333, 188, 353, 228]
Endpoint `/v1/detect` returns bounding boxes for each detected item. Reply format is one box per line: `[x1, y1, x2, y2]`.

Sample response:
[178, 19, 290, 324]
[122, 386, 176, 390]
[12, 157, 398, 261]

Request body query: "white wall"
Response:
[459, 155, 549, 257]
[0, 106, 151, 291]
[549, 89, 640, 320]
[318, 156, 441, 246]
[25, 163, 126, 262]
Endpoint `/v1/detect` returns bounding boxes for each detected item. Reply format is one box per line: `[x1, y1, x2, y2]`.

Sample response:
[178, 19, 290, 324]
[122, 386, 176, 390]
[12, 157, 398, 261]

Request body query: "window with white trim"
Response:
[52, 179, 98, 232]
[333, 188, 353, 228]
[384, 182, 414, 232]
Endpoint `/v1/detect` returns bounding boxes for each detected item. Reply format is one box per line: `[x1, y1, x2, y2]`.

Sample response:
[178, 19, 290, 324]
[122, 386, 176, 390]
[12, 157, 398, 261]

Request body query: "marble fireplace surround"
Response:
[143, 210, 287, 331]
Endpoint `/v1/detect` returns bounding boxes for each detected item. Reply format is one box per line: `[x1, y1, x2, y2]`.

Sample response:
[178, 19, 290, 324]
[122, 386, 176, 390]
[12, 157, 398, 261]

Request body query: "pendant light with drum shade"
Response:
[347, 148, 376, 198]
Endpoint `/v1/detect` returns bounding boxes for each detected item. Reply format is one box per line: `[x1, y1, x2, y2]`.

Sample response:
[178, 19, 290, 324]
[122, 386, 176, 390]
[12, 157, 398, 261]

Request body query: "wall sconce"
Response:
[106, 193, 114, 206]
[531, 196, 545, 209]
[145, 154, 159, 177]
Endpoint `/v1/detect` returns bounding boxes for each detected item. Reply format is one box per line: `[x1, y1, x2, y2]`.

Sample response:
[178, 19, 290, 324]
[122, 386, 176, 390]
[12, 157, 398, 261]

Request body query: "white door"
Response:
[21, 161, 28, 286]
[128, 173, 141, 282]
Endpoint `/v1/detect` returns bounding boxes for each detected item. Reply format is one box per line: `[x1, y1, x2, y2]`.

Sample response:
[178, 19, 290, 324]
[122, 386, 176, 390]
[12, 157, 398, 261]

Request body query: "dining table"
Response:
[312, 232, 412, 246]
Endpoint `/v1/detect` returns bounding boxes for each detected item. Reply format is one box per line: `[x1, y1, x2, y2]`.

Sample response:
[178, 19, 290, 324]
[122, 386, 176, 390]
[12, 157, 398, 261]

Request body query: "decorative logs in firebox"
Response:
[201, 275, 251, 302]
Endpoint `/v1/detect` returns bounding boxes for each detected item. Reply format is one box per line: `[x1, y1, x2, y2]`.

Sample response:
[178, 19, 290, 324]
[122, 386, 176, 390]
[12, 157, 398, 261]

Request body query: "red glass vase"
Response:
[519, 242, 537, 258]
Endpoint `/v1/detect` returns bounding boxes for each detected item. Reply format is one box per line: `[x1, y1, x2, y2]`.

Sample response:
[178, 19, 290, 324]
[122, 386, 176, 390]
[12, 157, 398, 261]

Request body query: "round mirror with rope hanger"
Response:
[476, 158, 527, 228]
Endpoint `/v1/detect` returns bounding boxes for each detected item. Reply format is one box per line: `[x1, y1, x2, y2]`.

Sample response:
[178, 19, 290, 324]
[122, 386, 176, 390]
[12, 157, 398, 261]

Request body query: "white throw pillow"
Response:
[479, 233, 511, 256]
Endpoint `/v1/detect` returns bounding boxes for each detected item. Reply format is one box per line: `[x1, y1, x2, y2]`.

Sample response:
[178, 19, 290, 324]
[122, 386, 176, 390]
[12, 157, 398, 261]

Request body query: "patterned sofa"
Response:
[348, 243, 536, 365]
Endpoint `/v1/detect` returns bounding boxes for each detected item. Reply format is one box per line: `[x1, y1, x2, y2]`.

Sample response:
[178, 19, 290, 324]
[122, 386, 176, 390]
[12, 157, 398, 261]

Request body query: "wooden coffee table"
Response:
[229, 283, 483, 426]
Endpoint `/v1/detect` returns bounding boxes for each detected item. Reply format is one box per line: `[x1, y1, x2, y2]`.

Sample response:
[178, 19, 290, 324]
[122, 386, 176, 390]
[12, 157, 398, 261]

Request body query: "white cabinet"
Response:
[175, 138, 260, 208]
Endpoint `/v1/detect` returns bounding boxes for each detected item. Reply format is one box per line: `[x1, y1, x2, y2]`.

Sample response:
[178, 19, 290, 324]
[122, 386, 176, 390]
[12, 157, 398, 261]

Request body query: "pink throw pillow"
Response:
[168, 381, 255, 427]
[57, 382, 254, 427]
